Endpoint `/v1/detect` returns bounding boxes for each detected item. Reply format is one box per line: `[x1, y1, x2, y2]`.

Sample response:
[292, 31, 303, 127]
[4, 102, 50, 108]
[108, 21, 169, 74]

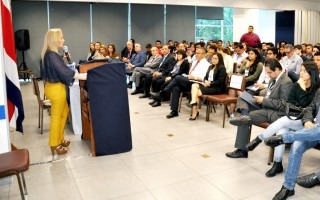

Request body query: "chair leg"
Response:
[206, 101, 210, 121]
[16, 173, 26, 200]
[211, 104, 216, 113]
[21, 172, 28, 195]
[225, 105, 230, 118]
[268, 147, 274, 165]
[38, 105, 40, 128]
[41, 108, 44, 134]
[222, 104, 227, 128]
[178, 93, 183, 112]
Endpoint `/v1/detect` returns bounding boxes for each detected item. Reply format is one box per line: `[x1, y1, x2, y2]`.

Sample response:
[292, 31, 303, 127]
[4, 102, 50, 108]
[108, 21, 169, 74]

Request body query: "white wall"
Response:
[233, 8, 276, 44]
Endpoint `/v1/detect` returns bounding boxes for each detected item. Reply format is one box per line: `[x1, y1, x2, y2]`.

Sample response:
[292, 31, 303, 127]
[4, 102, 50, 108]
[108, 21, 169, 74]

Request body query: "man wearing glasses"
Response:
[280, 44, 303, 82]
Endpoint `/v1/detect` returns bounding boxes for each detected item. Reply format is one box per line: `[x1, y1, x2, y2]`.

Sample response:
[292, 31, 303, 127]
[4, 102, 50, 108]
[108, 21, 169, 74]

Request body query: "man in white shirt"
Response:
[233, 43, 248, 67]
[152, 47, 210, 118]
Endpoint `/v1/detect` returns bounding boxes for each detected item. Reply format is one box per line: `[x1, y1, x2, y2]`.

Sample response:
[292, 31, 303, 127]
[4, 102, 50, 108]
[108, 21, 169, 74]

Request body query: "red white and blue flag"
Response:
[1, 0, 24, 132]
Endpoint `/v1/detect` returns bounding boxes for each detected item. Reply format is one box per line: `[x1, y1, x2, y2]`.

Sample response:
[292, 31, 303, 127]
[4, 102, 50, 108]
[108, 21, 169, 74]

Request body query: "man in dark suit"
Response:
[139, 45, 175, 99]
[226, 58, 293, 158]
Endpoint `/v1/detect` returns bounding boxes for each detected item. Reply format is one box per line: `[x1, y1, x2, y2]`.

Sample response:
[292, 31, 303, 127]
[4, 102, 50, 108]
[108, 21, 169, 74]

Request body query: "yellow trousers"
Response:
[44, 82, 69, 147]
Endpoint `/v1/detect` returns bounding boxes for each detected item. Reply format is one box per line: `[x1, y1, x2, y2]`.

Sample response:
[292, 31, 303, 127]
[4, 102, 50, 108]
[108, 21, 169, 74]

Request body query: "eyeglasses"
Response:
[266, 53, 273, 55]
[196, 52, 204, 54]
[285, 51, 292, 54]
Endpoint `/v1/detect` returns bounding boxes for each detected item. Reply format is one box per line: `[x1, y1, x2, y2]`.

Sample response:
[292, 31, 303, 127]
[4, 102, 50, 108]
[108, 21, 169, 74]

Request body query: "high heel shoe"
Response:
[60, 140, 70, 147]
[189, 111, 199, 120]
[50, 145, 68, 156]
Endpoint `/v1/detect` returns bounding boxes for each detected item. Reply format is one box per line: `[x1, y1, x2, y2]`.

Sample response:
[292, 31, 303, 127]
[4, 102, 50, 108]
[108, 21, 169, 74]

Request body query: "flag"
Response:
[1, 0, 24, 132]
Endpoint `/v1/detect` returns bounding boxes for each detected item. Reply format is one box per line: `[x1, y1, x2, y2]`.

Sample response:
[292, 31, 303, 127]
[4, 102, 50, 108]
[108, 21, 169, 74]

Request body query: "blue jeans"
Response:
[282, 126, 320, 190]
[259, 116, 304, 162]
[283, 125, 320, 143]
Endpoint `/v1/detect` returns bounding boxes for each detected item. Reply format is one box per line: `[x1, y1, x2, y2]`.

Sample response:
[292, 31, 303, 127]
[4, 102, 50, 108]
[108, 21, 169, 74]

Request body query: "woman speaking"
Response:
[41, 28, 86, 156]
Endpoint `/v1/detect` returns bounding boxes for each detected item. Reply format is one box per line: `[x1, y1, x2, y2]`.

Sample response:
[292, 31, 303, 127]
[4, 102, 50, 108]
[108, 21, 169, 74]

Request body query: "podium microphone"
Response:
[63, 45, 72, 64]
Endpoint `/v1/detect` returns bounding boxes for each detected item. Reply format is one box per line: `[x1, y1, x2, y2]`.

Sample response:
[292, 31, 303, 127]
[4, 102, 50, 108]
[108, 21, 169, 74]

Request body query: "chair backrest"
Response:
[228, 74, 246, 91]
[31, 76, 43, 105]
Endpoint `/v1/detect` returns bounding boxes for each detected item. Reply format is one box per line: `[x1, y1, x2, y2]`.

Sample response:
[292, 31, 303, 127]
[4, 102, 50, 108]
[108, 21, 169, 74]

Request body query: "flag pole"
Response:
[0, 0, 11, 153]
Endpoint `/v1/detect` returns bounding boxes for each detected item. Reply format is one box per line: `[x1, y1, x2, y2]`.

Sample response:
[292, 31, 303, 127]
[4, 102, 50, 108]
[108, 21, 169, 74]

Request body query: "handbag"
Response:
[285, 103, 304, 120]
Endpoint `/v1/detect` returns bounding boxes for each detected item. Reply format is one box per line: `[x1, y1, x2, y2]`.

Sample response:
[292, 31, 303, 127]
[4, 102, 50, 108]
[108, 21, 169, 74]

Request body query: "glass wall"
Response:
[195, 8, 233, 44]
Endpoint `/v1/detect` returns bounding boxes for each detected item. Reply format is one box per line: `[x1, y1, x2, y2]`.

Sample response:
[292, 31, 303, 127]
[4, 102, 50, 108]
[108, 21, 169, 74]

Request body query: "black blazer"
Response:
[204, 65, 227, 92]
[171, 60, 190, 78]
[157, 54, 176, 76]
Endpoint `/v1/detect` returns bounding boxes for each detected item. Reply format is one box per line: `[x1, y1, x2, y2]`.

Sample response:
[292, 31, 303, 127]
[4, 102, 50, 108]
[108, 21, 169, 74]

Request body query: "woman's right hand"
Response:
[74, 73, 87, 80]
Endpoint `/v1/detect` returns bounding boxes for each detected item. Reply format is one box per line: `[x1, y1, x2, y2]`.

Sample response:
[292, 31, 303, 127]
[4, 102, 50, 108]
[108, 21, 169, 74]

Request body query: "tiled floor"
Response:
[1, 81, 320, 199]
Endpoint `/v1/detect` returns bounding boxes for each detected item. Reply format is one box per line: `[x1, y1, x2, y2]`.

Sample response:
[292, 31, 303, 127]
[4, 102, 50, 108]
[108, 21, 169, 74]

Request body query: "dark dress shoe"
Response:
[166, 111, 178, 118]
[246, 136, 262, 151]
[127, 83, 132, 89]
[296, 173, 320, 188]
[149, 100, 156, 105]
[151, 101, 161, 107]
[229, 115, 252, 126]
[131, 89, 141, 95]
[264, 135, 284, 147]
[272, 186, 294, 200]
[225, 149, 248, 158]
[139, 93, 151, 98]
[266, 161, 283, 177]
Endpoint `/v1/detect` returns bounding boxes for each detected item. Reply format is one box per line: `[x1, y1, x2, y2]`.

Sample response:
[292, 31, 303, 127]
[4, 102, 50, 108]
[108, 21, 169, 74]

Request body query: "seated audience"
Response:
[88, 41, 101, 61]
[151, 47, 210, 118]
[226, 59, 292, 158]
[121, 38, 135, 61]
[217, 46, 234, 76]
[305, 43, 314, 61]
[87, 42, 95, 60]
[280, 44, 303, 82]
[126, 43, 147, 88]
[264, 88, 320, 200]
[233, 43, 248, 67]
[94, 44, 108, 59]
[229, 47, 263, 114]
[106, 43, 120, 60]
[314, 51, 320, 73]
[140, 45, 176, 98]
[148, 50, 189, 107]
[246, 62, 319, 177]
[131, 47, 162, 95]
[189, 53, 227, 120]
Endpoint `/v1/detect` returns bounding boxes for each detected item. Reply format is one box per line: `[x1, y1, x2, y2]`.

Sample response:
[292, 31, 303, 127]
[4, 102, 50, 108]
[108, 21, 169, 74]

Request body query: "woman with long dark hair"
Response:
[229, 47, 263, 114]
[189, 53, 227, 120]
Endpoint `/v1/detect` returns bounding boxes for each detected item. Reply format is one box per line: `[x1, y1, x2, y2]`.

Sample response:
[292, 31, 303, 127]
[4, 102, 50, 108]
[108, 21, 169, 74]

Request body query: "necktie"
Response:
[189, 60, 200, 75]
[268, 79, 276, 90]
[159, 56, 166, 67]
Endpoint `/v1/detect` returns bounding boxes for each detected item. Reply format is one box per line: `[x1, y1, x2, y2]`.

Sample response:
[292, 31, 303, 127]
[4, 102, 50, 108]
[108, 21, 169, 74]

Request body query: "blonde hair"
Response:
[41, 28, 63, 62]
